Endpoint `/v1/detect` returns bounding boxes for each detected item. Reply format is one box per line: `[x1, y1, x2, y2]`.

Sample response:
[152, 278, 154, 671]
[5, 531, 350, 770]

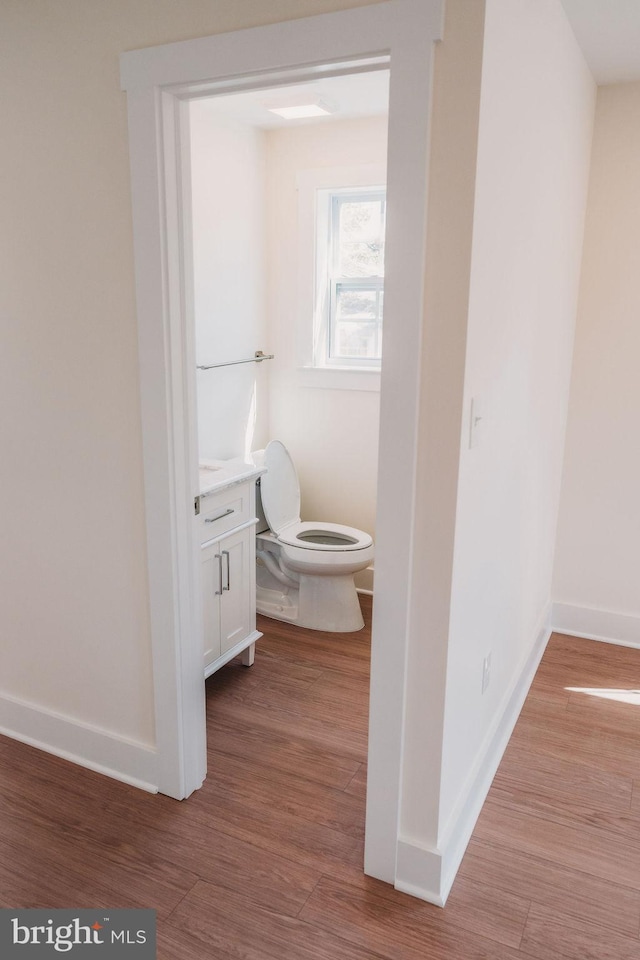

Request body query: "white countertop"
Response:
[198, 456, 264, 497]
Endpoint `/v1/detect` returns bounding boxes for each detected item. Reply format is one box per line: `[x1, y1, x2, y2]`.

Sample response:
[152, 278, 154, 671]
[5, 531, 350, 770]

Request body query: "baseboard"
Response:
[395, 840, 445, 906]
[354, 564, 374, 594]
[0, 691, 158, 792]
[552, 602, 640, 649]
[395, 604, 552, 906]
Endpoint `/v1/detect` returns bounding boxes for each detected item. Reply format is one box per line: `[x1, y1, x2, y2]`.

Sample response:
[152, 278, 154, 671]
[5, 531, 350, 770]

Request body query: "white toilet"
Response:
[255, 440, 374, 632]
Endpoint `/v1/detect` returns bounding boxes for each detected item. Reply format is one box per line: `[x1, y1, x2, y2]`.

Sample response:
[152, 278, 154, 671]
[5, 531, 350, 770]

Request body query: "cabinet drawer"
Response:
[199, 482, 252, 543]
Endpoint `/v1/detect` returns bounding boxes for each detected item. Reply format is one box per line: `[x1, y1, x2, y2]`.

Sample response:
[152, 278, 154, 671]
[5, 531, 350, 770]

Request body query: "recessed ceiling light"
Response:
[265, 97, 336, 120]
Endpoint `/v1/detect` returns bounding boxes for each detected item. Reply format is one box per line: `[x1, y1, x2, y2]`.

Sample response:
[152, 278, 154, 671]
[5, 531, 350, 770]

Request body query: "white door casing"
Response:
[120, 0, 444, 886]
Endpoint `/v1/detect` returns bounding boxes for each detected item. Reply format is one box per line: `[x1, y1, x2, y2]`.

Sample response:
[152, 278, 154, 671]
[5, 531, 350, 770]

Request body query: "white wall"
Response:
[398, 0, 595, 899]
[553, 81, 640, 645]
[190, 105, 270, 461]
[442, 0, 595, 843]
[265, 117, 387, 540]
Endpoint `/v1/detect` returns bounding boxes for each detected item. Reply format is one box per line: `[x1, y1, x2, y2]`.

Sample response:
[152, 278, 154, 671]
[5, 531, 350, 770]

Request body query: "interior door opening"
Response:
[187, 64, 389, 600]
[184, 64, 389, 752]
[121, 0, 442, 888]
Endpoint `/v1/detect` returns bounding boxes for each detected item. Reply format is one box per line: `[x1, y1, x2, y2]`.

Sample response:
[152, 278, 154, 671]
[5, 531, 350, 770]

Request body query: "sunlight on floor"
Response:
[565, 687, 640, 705]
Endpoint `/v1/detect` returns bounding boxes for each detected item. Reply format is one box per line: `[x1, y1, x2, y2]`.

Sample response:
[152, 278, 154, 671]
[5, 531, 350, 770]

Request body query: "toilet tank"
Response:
[249, 448, 270, 533]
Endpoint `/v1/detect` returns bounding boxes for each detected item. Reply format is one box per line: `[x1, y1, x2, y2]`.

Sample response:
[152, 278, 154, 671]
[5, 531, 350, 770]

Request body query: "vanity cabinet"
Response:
[199, 476, 261, 678]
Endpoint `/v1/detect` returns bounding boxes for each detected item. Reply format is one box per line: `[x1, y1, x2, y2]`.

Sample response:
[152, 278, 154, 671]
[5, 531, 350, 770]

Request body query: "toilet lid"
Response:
[261, 440, 301, 535]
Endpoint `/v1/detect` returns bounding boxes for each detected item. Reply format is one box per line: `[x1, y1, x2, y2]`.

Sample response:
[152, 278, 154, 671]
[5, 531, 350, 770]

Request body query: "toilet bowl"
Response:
[255, 440, 374, 632]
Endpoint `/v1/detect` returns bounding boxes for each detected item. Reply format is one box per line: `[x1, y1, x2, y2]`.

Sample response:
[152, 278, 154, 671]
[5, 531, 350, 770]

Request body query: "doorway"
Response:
[121, 0, 443, 888]
[189, 70, 388, 586]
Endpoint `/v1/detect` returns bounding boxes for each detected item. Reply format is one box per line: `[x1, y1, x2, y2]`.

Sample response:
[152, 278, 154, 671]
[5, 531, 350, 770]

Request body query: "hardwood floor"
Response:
[2, 600, 640, 958]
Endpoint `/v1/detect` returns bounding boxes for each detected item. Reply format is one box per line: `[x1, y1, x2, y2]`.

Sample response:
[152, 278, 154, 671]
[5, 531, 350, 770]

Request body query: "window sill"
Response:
[298, 366, 381, 392]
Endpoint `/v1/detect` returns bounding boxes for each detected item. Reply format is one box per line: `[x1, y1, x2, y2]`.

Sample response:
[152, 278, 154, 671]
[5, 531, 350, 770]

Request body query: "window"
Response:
[315, 186, 386, 369]
[296, 164, 387, 390]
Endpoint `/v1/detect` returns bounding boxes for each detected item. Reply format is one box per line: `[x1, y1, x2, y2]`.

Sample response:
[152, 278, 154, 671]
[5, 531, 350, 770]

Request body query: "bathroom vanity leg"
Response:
[241, 642, 255, 667]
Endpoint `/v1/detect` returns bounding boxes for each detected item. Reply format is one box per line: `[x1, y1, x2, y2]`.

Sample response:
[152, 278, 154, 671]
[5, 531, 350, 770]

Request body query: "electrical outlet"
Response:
[482, 653, 492, 694]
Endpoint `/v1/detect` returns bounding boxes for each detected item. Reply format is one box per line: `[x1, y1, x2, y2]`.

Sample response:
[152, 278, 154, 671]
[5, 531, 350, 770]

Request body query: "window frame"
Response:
[324, 187, 386, 368]
[296, 164, 387, 392]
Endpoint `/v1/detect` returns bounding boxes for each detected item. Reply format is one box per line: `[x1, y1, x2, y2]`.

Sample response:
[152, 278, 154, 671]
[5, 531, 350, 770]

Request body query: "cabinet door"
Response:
[201, 540, 222, 669]
[219, 526, 253, 657]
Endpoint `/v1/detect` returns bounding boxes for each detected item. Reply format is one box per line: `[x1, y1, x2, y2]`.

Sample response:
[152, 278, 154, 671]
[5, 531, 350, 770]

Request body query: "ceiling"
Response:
[196, 69, 389, 130]
[561, 0, 640, 83]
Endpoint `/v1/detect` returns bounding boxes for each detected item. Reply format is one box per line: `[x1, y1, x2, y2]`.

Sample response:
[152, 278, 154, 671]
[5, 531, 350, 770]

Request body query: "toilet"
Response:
[255, 440, 374, 632]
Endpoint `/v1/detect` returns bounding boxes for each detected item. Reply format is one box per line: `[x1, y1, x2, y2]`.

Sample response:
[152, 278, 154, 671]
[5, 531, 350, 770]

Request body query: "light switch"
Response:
[469, 396, 483, 449]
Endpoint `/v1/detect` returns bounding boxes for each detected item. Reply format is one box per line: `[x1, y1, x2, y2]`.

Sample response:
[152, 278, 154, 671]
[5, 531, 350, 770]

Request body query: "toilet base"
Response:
[255, 584, 299, 623]
[256, 573, 365, 633]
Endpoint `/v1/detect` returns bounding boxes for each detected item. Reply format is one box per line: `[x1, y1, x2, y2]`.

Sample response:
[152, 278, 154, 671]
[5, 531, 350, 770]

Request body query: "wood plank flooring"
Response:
[1, 599, 640, 959]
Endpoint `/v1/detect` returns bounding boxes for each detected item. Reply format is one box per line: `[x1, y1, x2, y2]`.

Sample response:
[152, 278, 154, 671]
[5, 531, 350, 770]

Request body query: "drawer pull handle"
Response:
[222, 550, 230, 591]
[205, 507, 235, 524]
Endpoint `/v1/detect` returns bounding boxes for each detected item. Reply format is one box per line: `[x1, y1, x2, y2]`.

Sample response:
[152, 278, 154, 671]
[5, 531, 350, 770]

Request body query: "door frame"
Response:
[120, 0, 443, 885]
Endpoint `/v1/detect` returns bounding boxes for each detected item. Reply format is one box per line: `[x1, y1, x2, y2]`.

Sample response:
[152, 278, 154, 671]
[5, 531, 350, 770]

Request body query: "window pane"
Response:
[336, 287, 377, 321]
[332, 321, 380, 360]
[338, 199, 385, 278]
[339, 241, 384, 278]
[339, 200, 383, 242]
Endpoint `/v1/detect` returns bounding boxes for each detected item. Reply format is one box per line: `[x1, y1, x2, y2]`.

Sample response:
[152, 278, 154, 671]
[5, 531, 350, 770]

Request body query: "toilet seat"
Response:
[261, 441, 373, 553]
[278, 520, 373, 552]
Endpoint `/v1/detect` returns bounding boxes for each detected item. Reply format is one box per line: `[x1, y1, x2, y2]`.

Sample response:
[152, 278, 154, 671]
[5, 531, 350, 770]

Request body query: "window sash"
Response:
[316, 187, 386, 369]
[329, 278, 384, 364]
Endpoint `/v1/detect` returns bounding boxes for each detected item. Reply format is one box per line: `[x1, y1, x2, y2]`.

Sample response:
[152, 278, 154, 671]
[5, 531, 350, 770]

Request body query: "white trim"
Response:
[552, 602, 640, 649]
[395, 604, 552, 905]
[324, 187, 386, 368]
[124, 86, 207, 800]
[121, 0, 444, 885]
[297, 367, 381, 392]
[0, 692, 158, 793]
[395, 840, 446, 906]
[120, 11, 393, 93]
[296, 163, 387, 383]
[365, 0, 445, 885]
